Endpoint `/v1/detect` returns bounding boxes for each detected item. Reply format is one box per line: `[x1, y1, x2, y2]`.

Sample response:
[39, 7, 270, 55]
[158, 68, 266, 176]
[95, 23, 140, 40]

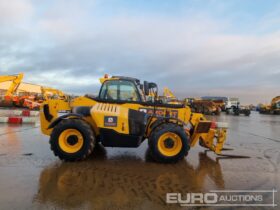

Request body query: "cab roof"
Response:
[112, 76, 140, 84]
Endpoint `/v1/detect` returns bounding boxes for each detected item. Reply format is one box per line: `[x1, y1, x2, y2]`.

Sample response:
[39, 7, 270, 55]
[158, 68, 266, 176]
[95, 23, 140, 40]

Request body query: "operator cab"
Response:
[98, 76, 157, 103]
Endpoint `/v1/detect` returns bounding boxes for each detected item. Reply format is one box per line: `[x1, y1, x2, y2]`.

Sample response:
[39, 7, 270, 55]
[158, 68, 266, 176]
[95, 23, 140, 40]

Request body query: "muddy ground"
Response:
[0, 112, 279, 210]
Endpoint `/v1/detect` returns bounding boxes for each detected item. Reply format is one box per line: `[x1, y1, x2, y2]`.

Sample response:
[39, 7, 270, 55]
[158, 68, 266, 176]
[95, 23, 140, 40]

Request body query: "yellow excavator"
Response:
[161, 87, 181, 104]
[0, 73, 24, 107]
[40, 74, 228, 163]
[41, 87, 67, 100]
[259, 96, 280, 115]
[23, 87, 67, 110]
[0, 73, 43, 109]
[160, 88, 220, 115]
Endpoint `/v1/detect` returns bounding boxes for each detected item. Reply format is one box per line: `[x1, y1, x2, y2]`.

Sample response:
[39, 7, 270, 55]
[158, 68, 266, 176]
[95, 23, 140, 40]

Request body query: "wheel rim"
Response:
[157, 132, 182, 157]
[58, 129, 84, 153]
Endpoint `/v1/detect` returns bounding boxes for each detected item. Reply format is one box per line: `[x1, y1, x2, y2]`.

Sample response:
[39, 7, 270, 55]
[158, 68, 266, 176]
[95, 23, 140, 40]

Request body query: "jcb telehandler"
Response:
[40, 75, 228, 163]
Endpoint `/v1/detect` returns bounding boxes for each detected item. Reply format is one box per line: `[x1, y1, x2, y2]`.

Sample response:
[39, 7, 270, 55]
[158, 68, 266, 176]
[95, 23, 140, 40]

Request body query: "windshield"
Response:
[99, 80, 141, 102]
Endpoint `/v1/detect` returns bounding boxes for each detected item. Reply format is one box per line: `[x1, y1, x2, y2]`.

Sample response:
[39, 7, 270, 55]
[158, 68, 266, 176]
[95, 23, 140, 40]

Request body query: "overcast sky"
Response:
[0, 0, 280, 104]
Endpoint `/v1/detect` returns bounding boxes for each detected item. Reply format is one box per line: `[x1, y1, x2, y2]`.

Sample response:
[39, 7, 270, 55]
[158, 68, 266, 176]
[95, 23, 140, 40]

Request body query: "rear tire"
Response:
[148, 123, 190, 163]
[50, 119, 95, 161]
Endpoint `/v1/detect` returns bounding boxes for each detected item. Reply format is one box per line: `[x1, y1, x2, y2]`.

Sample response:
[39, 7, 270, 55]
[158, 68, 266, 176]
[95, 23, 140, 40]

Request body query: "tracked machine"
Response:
[0, 73, 41, 109]
[40, 75, 228, 163]
[41, 87, 67, 100]
[0, 73, 24, 107]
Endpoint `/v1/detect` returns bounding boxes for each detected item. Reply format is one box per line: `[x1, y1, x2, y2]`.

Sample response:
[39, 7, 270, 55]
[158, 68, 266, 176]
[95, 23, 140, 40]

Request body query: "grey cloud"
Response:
[0, 0, 33, 24]
[0, 1, 280, 104]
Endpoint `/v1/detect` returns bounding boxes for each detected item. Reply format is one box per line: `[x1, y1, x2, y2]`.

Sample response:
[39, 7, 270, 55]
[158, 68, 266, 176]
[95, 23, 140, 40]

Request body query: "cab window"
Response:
[99, 80, 140, 102]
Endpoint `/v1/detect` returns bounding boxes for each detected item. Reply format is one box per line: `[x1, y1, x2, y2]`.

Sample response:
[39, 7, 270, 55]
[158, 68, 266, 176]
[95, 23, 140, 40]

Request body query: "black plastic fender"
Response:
[47, 113, 83, 129]
[148, 116, 185, 135]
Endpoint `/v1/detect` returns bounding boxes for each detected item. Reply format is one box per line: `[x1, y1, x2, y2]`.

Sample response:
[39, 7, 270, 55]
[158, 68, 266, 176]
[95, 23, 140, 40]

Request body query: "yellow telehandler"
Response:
[40, 75, 228, 163]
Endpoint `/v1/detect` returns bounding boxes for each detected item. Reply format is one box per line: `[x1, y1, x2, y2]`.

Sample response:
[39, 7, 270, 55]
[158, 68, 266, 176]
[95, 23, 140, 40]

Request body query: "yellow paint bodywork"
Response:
[40, 99, 71, 135]
[90, 103, 130, 134]
[41, 96, 191, 136]
[188, 112, 227, 154]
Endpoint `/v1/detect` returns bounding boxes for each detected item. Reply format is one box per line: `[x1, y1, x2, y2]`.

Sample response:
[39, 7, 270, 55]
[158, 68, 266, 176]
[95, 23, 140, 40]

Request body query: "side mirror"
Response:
[144, 81, 149, 96]
[148, 82, 157, 89]
[149, 82, 158, 98]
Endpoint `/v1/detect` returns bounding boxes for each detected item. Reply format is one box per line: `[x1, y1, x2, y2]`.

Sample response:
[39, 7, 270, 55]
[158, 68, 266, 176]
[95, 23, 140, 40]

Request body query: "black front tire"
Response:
[50, 119, 95, 161]
[148, 123, 190, 163]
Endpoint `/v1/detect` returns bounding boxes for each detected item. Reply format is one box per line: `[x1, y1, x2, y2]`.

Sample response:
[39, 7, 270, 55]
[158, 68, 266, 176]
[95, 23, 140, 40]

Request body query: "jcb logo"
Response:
[104, 116, 117, 127]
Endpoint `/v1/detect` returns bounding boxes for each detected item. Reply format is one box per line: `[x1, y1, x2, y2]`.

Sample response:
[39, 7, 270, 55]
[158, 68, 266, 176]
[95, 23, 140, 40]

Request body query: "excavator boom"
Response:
[163, 87, 177, 100]
[41, 87, 66, 100]
[0, 73, 24, 96]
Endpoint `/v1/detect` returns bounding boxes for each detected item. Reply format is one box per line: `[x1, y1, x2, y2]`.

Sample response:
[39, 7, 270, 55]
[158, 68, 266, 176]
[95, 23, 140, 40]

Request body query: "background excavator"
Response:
[23, 87, 67, 110]
[41, 87, 67, 100]
[161, 87, 180, 104]
[157, 87, 221, 115]
[259, 96, 280, 115]
[0, 73, 47, 110]
[0, 73, 24, 107]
